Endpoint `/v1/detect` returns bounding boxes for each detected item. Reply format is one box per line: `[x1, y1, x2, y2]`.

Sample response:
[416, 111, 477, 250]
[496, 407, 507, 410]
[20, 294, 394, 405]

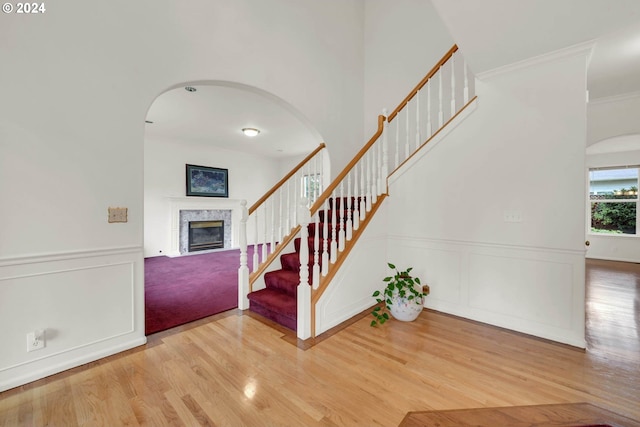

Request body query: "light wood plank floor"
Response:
[0, 259, 638, 426]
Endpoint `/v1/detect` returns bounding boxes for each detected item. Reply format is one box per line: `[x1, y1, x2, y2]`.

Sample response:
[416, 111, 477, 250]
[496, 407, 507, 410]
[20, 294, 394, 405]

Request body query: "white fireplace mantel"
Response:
[167, 197, 244, 257]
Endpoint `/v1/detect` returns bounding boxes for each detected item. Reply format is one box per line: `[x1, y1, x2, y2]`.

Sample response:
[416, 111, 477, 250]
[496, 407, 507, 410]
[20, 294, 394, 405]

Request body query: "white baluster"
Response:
[427, 79, 432, 138]
[338, 182, 345, 252]
[370, 149, 378, 205]
[312, 209, 320, 289]
[394, 114, 400, 169]
[297, 198, 311, 339]
[360, 158, 367, 219]
[285, 180, 291, 233]
[365, 155, 372, 212]
[314, 153, 320, 204]
[262, 203, 268, 261]
[279, 189, 283, 241]
[463, 56, 469, 103]
[438, 66, 444, 127]
[322, 198, 329, 276]
[372, 139, 379, 200]
[330, 190, 338, 263]
[451, 52, 456, 117]
[377, 137, 383, 196]
[381, 110, 389, 191]
[346, 172, 353, 240]
[293, 170, 299, 226]
[415, 91, 421, 150]
[238, 200, 250, 310]
[405, 105, 410, 160]
[253, 210, 259, 271]
[353, 162, 360, 231]
[270, 198, 275, 255]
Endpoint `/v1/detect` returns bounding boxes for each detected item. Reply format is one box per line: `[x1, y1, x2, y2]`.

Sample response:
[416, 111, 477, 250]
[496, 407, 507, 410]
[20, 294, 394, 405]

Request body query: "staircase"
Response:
[247, 197, 357, 331]
[239, 44, 476, 339]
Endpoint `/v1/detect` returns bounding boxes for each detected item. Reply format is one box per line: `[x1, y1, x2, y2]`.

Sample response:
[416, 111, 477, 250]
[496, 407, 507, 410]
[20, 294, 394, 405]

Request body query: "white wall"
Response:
[0, 0, 364, 391]
[363, 0, 455, 137]
[144, 137, 282, 257]
[587, 93, 640, 146]
[386, 48, 590, 347]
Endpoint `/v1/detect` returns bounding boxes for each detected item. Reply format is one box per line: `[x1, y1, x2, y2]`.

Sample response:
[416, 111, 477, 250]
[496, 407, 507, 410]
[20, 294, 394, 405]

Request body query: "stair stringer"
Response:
[313, 202, 389, 334]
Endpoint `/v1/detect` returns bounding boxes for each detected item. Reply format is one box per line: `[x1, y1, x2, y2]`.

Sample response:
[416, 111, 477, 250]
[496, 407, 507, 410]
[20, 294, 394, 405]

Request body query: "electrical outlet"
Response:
[27, 329, 45, 352]
[108, 207, 128, 223]
[503, 210, 523, 223]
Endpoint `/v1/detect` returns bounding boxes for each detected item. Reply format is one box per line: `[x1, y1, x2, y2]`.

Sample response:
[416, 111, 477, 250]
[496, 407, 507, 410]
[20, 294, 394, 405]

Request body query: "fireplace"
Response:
[188, 220, 224, 252]
[173, 206, 233, 255]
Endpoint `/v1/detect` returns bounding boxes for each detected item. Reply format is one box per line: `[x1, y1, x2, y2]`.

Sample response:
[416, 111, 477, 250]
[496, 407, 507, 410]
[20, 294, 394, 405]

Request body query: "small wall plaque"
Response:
[108, 207, 128, 223]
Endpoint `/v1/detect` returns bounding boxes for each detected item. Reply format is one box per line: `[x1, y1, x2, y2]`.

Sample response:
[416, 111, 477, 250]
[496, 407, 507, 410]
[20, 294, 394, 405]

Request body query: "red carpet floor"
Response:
[144, 247, 255, 335]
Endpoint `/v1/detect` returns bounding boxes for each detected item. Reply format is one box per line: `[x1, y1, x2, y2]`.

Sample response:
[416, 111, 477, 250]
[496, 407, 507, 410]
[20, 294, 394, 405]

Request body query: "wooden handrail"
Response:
[309, 115, 386, 215]
[387, 44, 458, 123]
[249, 143, 326, 215]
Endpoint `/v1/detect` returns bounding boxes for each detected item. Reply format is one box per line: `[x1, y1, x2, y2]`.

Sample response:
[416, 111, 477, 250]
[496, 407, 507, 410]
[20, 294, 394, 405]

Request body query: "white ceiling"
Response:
[431, 0, 640, 100]
[146, 2, 640, 158]
[144, 84, 320, 159]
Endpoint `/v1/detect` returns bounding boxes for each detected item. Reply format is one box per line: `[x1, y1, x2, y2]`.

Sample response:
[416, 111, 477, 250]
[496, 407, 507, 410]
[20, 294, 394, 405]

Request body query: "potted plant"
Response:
[370, 263, 430, 326]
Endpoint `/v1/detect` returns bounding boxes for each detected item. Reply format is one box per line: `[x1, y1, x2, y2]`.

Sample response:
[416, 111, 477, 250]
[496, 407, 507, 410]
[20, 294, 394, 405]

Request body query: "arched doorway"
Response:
[142, 81, 327, 334]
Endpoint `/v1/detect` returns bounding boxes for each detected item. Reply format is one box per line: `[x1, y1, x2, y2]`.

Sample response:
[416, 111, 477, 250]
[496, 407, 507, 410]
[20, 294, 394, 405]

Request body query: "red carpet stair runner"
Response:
[247, 197, 359, 330]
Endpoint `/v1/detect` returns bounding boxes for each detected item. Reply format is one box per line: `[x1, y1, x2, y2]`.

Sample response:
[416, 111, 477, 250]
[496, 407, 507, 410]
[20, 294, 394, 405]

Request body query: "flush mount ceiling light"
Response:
[242, 128, 260, 137]
[185, 86, 197, 92]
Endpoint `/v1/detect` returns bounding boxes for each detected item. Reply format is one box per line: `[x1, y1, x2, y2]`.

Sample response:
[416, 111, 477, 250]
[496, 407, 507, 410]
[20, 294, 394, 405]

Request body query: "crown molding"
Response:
[477, 40, 595, 81]
[588, 90, 640, 106]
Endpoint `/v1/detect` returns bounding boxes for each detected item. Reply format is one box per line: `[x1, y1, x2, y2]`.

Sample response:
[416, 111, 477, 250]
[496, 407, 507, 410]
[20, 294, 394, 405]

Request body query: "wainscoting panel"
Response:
[390, 244, 462, 305]
[0, 247, 146, 392]
[468, 253, 573, 329]
[387, 237, 586, 348]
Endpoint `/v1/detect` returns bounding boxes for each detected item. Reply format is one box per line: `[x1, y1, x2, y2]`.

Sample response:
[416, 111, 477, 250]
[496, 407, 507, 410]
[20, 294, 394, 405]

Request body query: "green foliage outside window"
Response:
[590, 187, 637, 234]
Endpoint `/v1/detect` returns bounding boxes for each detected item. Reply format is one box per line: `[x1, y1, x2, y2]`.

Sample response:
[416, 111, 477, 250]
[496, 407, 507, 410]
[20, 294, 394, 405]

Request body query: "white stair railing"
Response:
[299, 45, 476, 339]
[240, 45, 477, 339]
[386, 45, 475, 172]
[238, 143, 326, 309]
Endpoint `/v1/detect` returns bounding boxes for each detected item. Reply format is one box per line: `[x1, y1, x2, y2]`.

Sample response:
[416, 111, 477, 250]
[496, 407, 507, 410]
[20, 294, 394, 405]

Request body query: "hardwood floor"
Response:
[1, 259, 638, 426]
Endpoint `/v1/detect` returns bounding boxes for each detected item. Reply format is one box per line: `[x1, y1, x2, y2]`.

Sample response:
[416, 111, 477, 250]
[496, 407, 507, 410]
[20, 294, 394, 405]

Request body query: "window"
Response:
[302, 173, 322, 204]
[589, 167, 638, 235]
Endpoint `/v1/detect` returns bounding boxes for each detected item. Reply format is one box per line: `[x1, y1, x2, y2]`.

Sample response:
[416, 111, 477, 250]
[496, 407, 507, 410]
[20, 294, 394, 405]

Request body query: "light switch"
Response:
[108, 207, 128, 223]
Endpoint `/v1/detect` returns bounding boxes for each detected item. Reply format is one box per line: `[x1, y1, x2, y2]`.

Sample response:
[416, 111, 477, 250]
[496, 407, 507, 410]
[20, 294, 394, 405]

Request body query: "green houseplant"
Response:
[370, 263, 430, 326]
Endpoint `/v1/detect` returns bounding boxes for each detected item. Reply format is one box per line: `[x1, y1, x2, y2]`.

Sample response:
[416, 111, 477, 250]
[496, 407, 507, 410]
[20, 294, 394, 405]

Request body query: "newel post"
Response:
[238, 200, 250, 310]
[297, 198, 312, 339]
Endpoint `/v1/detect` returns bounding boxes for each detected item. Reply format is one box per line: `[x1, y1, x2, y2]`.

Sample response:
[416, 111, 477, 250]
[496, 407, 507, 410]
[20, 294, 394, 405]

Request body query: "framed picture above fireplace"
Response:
[186, 164, 229, 198]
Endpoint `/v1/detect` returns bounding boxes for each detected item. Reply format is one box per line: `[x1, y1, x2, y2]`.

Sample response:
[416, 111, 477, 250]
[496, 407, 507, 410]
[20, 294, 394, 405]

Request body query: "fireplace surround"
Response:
[168, 197, 241, 257]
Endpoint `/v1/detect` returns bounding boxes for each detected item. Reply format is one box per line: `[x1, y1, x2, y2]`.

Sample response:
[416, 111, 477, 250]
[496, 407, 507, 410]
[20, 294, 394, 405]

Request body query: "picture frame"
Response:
[186, 164, 229, 198]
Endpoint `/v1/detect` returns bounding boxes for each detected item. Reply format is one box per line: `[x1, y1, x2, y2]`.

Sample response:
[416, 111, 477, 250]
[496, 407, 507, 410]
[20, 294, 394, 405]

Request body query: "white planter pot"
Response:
[389, 294, 423, 322]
